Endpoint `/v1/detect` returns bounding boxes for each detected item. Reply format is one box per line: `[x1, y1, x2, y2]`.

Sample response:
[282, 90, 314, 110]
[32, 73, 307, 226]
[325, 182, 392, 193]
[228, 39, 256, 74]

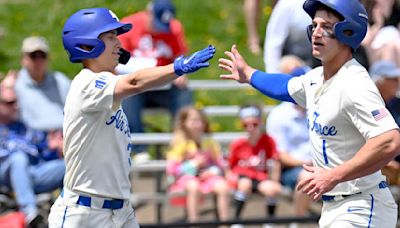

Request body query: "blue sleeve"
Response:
[250, 70, 295, 103]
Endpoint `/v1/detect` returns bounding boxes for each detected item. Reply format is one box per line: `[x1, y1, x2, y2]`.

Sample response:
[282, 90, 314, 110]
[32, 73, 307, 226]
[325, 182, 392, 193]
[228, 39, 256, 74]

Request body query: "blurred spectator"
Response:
[267, 102, 312, 217]
[0, 72, 65, 227]
[263, 0, 317, 73]
[370, 60, 400, 110]
[117, 0, 193, 160]
[361, 0, 400, 66]
[264, 55, 312, 224]
[14, 36, 71, 132]
[228, 104, 281, 228]
[165, 106, 230, 222]
[264, 0, 370, 72]
[243, 0, 262, 55]
[369, 60, 400, 186]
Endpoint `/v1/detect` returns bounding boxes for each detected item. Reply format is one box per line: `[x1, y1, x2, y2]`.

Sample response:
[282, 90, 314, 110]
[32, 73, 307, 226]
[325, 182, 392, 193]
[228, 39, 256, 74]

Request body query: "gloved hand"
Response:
[174, 45, 216, 76]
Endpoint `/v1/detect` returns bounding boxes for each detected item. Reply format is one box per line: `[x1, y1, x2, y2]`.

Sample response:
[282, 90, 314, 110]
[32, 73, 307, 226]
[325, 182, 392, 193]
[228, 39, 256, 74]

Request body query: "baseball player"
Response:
[47, 8, 215, 228]
[219, 0, 400, 227]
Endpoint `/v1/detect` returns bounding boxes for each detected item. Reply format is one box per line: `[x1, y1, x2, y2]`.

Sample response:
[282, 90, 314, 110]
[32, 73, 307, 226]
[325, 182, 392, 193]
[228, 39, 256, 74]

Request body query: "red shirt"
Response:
[228, 134, 279, 181]
[119, 11, 188, 66]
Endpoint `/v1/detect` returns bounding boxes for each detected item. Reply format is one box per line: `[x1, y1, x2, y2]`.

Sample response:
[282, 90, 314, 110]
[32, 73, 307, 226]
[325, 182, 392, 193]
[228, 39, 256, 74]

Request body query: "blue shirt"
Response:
[0, 122, 58, 164]
[15, 68, 71, 131]
[266, 102, 312, 162]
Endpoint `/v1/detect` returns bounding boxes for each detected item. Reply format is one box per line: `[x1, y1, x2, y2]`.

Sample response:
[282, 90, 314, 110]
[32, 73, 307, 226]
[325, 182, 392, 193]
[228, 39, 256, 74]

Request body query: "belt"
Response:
[321, 181, 388, 202]
[61, 189, 124, 210]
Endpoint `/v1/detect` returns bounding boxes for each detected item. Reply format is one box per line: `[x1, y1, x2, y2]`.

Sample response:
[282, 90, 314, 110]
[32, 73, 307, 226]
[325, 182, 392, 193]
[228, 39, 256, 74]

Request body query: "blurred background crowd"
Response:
[0, 0, 400, 227]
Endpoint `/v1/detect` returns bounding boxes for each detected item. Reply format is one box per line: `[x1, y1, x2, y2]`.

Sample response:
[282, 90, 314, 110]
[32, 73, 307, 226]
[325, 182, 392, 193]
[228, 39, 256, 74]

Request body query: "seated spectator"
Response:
[266, 55, 312, 220]
[266, 103, 312, 214]
[166, 106, 230, 222]
[117, 0, 193, 160]
[0, 73, 65, 227]
[228, 104, 281, 228]
[14, 36, 71, 132]
[361, 0, 400, 66]
[369, 60, 400, 186]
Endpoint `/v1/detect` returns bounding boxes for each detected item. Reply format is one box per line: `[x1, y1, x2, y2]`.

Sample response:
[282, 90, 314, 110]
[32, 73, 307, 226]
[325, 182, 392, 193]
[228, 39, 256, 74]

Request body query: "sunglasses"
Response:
[1, 100, 17, 106]
[28, 51, 47, 60]
[242, 122, 260, 128]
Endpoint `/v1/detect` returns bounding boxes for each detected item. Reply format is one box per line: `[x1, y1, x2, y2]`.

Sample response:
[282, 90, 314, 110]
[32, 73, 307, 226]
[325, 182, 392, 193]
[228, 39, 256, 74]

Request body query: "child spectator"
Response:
[166, 106, 230, 222]
[228, 104, 281, 228]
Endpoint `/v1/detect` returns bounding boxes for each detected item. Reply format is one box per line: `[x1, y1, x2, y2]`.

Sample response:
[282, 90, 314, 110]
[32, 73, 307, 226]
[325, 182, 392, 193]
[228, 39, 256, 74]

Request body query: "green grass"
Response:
[0, 0, 277, 132]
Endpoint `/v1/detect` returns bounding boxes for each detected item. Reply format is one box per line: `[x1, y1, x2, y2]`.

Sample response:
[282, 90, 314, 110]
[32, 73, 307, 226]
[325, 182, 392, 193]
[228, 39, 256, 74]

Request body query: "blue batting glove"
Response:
[173, 45, 216, 76]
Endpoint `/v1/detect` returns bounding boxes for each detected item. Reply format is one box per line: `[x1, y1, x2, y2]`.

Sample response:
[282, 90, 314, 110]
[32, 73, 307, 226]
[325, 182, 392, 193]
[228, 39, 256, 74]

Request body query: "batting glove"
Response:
[173, 45, 216, 76]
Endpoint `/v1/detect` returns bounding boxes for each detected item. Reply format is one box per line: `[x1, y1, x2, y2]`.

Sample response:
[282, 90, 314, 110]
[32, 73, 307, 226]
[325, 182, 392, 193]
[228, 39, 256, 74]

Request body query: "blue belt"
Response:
[321, 181, 388, 202]
[61, 190, 124, 209]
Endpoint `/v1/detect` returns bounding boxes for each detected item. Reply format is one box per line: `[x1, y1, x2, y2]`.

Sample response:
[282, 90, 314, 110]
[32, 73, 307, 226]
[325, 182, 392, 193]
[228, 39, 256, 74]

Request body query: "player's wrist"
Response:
[246, 67, 257, 83]
[173, 57, 185, 77]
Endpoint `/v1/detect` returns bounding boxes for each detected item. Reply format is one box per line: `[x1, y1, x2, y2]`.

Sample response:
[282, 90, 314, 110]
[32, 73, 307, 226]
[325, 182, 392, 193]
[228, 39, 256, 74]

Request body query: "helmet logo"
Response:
[108, 10, 119, 21]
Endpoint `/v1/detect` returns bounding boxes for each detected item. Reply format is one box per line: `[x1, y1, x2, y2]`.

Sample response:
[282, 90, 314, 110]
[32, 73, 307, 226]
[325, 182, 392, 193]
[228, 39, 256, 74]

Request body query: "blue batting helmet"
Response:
[303, 0, 368, 51]
[62, 8, 132, 63]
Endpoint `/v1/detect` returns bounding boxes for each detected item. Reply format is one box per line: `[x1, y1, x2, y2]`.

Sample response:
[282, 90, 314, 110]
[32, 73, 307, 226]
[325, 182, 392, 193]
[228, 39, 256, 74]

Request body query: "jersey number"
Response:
[322, 139, 329, 164]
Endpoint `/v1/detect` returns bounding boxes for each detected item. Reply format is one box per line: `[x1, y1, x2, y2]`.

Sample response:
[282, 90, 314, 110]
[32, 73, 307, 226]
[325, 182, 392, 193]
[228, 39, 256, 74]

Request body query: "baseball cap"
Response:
[151, 0, 176, 33]
[369, 60, 400, 82]
[238, 105, 262, 120]
[21, 36, 50, 53]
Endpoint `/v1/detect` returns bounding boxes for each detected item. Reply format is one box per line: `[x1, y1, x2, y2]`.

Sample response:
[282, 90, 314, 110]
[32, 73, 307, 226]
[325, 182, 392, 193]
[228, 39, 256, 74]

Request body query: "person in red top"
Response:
[228, 104, 282, 226]
[116, 0, 192, 159]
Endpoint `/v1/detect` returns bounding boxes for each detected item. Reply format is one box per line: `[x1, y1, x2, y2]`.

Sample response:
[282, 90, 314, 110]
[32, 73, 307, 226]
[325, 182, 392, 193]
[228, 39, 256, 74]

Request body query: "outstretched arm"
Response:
[219, 44, 295, 102]
[114, 45, 215, 103]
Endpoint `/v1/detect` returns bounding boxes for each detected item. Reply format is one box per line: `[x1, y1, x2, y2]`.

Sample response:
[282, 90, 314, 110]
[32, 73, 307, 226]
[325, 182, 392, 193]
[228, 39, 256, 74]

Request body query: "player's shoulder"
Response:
[289, 66, 322, 86]
[307, 66, 323, 77]
[73, 69, 114, 85]
[339, 59, 372, 88]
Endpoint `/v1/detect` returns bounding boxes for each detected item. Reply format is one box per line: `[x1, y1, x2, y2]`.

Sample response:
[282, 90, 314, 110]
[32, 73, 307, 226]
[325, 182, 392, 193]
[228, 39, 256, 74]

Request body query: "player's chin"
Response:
[312, 50, 322, 60]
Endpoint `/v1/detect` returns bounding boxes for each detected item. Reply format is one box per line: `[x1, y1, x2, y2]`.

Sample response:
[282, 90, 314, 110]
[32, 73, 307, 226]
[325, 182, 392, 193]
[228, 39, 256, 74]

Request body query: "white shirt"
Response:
[63, 69, 132, 199]
[288, 59, 398, 195]
[263, 0, 311, 73]
[266, 102, 312, 162]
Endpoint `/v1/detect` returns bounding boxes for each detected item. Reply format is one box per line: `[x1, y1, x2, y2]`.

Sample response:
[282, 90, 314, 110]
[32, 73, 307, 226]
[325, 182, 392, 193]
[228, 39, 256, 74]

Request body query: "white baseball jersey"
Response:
[287, 59, 399, 195]
[63, 68, 132, 200]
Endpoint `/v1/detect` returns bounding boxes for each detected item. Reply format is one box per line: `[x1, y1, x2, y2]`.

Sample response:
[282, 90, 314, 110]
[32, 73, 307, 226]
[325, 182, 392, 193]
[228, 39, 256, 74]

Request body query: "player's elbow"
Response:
[386, 129, 400, 158]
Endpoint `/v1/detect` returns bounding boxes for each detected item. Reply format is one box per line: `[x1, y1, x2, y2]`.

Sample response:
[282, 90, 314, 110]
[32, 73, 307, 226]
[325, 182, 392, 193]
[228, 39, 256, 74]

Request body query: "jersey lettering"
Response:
[105, 109, 131, 137]
[310, 111, 337, 136]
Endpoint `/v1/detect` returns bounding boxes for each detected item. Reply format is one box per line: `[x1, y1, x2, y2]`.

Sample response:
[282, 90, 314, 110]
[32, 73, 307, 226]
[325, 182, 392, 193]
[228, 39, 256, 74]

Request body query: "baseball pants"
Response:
[48, 188, 140, 228]
[319, 184, 397, 228]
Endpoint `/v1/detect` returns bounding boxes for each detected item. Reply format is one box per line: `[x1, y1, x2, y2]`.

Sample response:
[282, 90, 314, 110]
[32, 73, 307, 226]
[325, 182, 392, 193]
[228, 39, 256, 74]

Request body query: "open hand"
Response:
[218, 44, 256, 83]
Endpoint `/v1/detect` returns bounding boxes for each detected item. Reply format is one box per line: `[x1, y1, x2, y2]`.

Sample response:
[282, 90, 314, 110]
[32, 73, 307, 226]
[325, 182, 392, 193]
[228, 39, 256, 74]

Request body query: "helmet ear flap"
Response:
[69, 38, 105, 63]
[334, 21, 366, 52]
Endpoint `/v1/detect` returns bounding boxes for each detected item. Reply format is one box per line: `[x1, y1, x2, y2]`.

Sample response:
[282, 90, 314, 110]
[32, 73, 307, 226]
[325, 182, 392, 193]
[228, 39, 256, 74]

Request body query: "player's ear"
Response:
[80, 45, 93, 51]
